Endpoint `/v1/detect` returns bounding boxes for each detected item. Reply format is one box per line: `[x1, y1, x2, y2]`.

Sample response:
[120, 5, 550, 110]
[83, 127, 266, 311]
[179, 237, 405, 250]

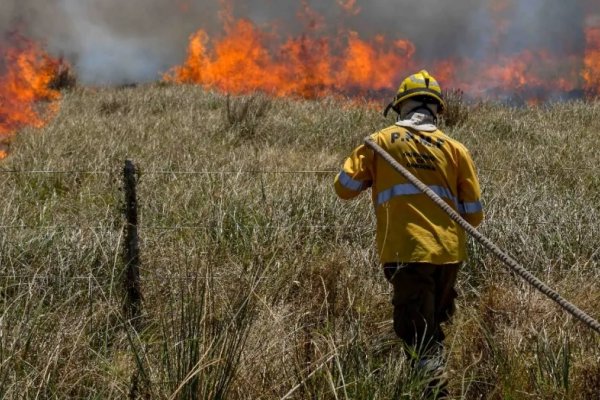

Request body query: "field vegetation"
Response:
[0, 84, 599, 399]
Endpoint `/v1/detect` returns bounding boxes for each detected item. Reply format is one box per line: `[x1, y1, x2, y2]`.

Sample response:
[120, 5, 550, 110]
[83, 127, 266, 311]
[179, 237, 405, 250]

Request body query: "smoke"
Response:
[1, 0, 222, 84]
[0, 0, 597, 85]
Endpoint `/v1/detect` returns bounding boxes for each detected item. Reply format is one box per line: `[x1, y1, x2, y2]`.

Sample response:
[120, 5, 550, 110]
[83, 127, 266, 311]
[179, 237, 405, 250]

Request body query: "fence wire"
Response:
[0, 167, 598, 175]
[0, 219, 597, 232]
[0, 164, 597, 290]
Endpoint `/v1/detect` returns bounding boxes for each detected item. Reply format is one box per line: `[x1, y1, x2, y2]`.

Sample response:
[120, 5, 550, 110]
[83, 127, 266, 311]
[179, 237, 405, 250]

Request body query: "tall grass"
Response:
[0, 84, 598, 398]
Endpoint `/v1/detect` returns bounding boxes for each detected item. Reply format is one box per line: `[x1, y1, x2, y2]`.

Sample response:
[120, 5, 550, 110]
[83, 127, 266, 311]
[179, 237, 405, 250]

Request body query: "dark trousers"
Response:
[383, 262, 460, 354]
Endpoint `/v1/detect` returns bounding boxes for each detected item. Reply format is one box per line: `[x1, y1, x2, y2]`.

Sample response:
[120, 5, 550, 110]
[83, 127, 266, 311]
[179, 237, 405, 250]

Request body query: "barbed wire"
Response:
[0, 220, 597, 231]
[0, 224, 349, 231]
[144, 170, 336, 175]
[0, 225, 116, 230]
[0, 169, 111, 174]
[0, 223, 596, 232]
[0, 167, 597, 175]
[0, 275, 225, 280]
[0, 274, 228, 282]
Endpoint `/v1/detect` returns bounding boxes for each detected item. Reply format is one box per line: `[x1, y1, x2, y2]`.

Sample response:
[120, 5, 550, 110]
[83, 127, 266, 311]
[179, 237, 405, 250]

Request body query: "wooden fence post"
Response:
[123, 159, 142, 326]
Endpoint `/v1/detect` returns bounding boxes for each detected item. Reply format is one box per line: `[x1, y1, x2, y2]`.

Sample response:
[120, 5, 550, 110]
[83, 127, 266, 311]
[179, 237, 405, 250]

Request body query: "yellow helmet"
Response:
[384, 70, 446, 117]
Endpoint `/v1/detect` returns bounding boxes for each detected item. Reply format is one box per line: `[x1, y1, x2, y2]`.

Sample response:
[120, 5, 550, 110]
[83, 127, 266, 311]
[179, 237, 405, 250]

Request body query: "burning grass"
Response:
[0, 34, 70, 159]
[163, 2, 600, 104]
[0, 85, 599, 398]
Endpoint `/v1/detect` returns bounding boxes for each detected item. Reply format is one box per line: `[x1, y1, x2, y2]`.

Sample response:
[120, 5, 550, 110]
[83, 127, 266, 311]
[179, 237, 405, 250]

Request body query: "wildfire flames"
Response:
[0, 34, 62, 159]
[584, 24, 600, 93]
[1, 2, 599, 163]
[165, 18, 415, 99]
[166, 2, 600, 102]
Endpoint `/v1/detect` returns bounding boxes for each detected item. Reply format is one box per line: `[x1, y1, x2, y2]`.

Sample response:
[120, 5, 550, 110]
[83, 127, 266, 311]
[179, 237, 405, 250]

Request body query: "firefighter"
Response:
[334, 70, 483, 389]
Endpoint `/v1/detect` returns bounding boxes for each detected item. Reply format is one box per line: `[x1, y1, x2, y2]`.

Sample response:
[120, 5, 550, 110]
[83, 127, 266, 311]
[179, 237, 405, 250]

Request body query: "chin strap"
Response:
[383, 102, 395, 118]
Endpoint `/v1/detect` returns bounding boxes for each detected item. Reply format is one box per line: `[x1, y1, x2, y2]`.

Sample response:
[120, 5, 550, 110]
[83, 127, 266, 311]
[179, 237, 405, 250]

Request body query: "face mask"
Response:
[399, 99, 439, 120]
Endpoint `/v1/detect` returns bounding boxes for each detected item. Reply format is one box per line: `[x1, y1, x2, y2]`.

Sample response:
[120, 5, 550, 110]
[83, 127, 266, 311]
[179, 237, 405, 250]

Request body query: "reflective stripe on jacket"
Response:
[334, 124, 483, 265]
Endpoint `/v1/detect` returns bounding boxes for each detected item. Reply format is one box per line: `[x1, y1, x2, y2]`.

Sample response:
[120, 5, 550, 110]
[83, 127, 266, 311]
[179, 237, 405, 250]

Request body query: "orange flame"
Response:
[164, 18, 416, 98]
[583, 25, 600, 96]
[0, 34, 62, 159]
[167, 3, 600, 103]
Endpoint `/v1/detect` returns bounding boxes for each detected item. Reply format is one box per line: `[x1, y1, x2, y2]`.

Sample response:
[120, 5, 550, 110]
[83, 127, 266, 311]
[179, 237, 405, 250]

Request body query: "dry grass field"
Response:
[0, 84, 599, 399]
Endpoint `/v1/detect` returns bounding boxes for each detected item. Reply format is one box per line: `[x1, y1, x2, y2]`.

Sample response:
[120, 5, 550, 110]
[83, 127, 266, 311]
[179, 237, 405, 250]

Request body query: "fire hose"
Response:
[364, 137, 600, 335]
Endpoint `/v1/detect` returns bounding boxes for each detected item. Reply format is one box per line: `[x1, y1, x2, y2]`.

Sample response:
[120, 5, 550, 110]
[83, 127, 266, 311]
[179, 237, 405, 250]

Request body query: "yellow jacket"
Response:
[335, 121, 483, 265]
